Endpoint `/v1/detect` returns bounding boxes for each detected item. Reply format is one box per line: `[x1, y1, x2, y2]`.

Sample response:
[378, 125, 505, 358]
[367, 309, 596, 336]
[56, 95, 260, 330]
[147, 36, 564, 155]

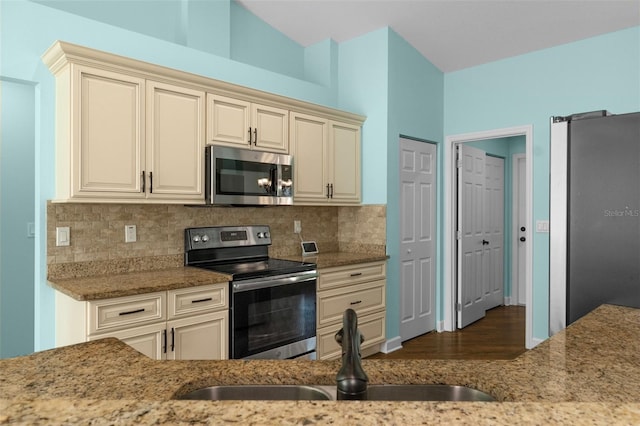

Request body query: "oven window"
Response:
[216, 158, 276, 196]
[232, 279, 316, 359]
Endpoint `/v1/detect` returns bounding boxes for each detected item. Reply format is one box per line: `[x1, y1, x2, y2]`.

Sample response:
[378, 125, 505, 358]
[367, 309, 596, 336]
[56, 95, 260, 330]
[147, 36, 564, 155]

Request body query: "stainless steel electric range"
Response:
[184, 225, 317, 360]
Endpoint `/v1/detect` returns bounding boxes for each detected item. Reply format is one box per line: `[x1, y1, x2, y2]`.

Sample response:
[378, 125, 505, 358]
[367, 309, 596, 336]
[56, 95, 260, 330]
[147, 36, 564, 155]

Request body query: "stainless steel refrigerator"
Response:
[550, 111, 640, 335]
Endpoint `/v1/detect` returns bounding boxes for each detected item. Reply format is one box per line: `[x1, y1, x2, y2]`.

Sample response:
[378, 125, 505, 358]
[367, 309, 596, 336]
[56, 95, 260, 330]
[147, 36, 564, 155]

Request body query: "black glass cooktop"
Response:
[195, 257, 316, 280]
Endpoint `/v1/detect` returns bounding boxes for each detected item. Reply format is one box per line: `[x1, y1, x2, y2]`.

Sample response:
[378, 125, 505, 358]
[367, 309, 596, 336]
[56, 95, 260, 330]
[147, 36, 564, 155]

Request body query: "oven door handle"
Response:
[232, 270, 318, 293]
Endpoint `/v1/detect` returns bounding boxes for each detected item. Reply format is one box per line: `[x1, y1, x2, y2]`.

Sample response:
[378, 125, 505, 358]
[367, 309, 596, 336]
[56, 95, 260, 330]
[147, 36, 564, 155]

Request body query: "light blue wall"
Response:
[0, 79, 36, 358]
[229, 1, 305, 79]
[337, 28, 389, 204]
[386, 30, 444, 339]
[445, 26, 640, 340]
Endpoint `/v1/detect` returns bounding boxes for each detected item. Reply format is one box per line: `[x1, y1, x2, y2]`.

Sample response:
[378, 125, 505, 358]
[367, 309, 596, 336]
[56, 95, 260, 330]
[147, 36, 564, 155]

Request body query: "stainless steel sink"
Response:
[365, 384, 495, 401]
[174, 384, 495, 401]
[175, 385, 335, 401]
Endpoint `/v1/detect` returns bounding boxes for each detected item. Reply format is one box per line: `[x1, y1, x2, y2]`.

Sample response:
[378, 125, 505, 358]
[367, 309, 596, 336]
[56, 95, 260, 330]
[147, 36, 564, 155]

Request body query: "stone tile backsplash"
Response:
[47, 203, 386, 279]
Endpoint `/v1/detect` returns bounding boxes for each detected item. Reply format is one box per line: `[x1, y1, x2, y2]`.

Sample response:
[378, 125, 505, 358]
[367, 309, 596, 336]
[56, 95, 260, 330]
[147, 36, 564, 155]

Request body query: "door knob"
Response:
[482, 240, 489, 245]
[520, 237, 526, 242]
[407, 249, 412, 253]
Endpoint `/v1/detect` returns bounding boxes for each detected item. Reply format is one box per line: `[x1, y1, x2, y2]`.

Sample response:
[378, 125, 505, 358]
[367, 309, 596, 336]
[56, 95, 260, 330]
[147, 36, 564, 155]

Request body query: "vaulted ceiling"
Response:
[237, 0, 640, 72]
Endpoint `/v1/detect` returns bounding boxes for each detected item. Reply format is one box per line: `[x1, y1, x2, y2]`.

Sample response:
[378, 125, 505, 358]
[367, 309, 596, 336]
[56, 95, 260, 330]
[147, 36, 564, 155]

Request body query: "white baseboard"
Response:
[504, 296, 512, 306]
[379, 336, 402, 354]
[436, 320, 445, 332]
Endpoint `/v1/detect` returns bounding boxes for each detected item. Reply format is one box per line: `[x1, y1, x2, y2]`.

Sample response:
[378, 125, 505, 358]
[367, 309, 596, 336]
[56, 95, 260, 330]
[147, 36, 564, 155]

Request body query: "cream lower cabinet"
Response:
[316, 261, 386, 360]
[290, 112, 361, 204]
[57, 283, 228, 360]
[207, 94, 289, 153]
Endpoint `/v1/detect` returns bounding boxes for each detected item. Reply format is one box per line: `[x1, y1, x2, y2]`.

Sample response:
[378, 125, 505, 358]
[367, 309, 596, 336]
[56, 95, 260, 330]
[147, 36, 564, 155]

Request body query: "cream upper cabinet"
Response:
[289, 112, 329, 200]
[53, 63, 205, 204]
[207, 94, 289, 153]
[290, 112, 361, 204]
[329, 121, 361, 203]
[71, 65, 146, 199]
[43, 41, 365, 204]
[146, 80, 204, 202]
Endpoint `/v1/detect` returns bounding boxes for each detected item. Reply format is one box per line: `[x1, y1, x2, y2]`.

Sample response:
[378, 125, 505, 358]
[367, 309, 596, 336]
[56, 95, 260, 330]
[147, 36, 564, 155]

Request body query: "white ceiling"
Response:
[236, 0, 640, 72]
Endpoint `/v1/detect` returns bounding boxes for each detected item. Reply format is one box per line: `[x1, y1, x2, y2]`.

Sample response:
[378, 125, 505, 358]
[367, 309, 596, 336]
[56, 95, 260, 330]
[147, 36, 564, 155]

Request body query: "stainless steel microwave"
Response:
[205, 146, 293, 205]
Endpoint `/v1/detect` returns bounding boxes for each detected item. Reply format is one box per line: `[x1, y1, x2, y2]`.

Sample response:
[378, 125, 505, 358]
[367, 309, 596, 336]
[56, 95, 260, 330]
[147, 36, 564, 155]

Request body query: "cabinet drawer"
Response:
[168, 284, 228, 319]
[317, 311, 386, 360]
[88, 292, 165, 335]
[318, 262, 386, 291]
[317, 280, 385, 327]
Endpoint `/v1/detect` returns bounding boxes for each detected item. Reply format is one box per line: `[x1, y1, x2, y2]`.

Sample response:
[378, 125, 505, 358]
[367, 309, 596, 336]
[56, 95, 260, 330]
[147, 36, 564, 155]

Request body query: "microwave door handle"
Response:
[271, 166, 278, 196]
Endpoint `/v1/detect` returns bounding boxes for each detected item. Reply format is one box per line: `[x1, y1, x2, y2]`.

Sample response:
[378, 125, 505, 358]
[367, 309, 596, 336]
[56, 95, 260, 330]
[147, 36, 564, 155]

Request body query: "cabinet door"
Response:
[73, 65, 145, 198]
[89, 322, 165, 360]
[290, 112, 329, 202]
[251, 104, 288, 153]
[146, 81, 204, 202]
[167, 311, 228, 360]
[317, 311, 385, 360]
[206, 94, 251, 148]
[329, 121, 361, 203]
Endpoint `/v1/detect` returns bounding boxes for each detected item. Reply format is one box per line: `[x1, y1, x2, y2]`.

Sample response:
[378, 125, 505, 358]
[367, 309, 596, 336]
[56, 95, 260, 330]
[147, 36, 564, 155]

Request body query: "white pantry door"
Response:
[457, 144, 486, 328]
[399, 137, 436, 341]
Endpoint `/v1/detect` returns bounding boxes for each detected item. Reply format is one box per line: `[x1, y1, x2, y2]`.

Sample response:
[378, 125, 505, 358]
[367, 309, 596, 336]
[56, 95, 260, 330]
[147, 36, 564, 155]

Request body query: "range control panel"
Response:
[185, 225, 271, 251]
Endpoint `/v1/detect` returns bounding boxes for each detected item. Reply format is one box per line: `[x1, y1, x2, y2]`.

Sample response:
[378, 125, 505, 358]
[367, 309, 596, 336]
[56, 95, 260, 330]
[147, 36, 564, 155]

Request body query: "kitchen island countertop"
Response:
[1, 304, 639, 424]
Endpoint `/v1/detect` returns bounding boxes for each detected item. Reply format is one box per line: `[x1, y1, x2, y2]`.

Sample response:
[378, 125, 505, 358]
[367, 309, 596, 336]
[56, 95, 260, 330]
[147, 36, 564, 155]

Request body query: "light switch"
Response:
[56, 226, 70, 246]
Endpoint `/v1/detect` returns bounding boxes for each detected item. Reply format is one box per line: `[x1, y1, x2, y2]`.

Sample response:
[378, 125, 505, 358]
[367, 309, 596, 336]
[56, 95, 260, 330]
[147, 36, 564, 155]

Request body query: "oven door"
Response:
[231, 272, 316, 359]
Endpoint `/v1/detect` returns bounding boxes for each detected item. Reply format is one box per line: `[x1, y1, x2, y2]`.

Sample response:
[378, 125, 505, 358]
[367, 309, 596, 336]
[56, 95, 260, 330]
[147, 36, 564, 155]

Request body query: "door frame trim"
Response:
[444, 125, 535, 349]
[511, 153, 526, 306]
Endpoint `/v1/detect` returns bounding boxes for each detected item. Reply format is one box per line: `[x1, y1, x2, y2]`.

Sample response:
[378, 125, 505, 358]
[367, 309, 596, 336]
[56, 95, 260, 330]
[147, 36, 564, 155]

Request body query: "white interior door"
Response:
[484, 155, 505, 309]
[399, 137, 436, 341]
[513, 154, 527, 305]
[457, 144, 486, 328]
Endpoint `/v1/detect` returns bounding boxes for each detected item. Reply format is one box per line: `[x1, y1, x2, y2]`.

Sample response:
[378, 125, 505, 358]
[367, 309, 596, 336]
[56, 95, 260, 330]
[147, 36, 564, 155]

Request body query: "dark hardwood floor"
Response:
[366, 305, 526, 360]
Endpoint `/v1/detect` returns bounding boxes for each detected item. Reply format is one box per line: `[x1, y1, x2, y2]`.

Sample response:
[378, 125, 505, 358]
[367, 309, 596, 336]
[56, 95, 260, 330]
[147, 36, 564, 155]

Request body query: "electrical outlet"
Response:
[56, 226, 70, 247]
[125, 225, 137, 243]
[294, 220, 302, 234]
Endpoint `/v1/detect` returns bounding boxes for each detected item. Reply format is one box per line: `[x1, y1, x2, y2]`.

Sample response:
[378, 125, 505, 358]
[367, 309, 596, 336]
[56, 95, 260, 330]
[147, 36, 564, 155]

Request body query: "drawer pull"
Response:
[350, 272, 363, 277]
[191, 297, 213, 304]
[118, 308, 145, 316]
[350, 300, 362, 305]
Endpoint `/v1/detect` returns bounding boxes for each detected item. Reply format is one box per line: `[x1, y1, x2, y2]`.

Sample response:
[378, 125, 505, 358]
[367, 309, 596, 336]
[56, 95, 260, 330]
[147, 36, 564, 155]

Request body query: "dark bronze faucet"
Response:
[335, 308, 368, 400]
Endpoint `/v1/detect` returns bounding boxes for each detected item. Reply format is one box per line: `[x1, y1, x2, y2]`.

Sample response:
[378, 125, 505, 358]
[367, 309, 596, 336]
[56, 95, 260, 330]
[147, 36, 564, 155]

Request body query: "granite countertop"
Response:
[281, 251, 389, 269]
[48, 267, 231, 301]
[48, 251, 388, 301]
[1, 305, 639, 424]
